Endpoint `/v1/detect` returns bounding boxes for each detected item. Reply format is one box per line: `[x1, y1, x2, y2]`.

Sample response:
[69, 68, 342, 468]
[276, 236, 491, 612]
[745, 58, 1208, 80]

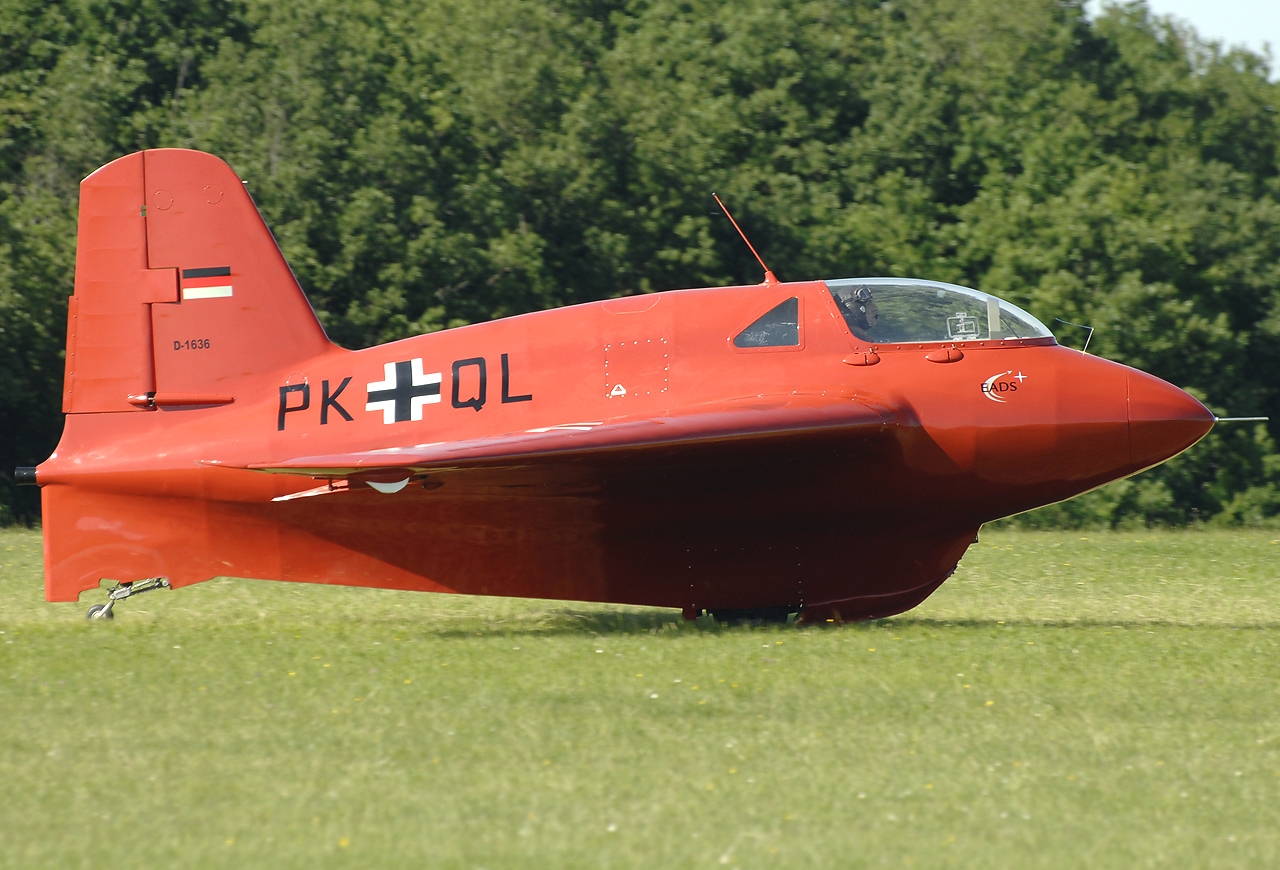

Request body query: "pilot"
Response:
[839, 286, 879, 340]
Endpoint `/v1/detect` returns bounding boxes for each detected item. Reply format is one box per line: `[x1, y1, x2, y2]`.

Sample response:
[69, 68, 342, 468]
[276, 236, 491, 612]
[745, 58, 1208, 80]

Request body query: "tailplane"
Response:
[64, 149, 332, 412]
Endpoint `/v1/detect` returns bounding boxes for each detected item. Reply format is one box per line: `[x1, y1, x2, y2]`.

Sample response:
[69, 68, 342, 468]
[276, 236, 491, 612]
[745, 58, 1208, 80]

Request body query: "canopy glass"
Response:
[826, 278, 1053, 344]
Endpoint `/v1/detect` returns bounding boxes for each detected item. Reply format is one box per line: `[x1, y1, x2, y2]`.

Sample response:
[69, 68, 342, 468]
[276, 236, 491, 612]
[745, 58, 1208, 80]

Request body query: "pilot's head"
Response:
[849, 286, 878, 335]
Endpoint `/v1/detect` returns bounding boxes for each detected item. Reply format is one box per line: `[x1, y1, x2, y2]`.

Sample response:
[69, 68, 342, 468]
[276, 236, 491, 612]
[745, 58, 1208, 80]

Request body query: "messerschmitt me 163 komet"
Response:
[17, 149, 1219, 622]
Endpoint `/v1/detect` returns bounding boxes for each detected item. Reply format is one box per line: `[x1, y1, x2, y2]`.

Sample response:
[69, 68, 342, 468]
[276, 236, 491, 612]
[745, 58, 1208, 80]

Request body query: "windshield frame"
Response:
[823, 277, 1057, 349]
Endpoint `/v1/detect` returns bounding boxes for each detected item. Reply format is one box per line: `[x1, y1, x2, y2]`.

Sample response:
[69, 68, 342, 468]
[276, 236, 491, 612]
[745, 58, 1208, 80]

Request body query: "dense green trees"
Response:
[2, 0, 1278, 526]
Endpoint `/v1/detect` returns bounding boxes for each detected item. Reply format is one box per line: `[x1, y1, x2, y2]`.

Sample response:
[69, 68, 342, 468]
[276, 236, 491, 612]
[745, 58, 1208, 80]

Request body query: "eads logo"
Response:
[981, 370, 1027, 403]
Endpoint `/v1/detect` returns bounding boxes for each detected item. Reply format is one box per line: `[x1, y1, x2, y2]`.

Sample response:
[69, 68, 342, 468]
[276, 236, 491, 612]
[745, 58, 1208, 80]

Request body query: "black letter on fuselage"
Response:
[321, 377, 354, 424]
[501, 353, 533, 403]
[452, 358, 487, 411]
[278, 383, 310, 430]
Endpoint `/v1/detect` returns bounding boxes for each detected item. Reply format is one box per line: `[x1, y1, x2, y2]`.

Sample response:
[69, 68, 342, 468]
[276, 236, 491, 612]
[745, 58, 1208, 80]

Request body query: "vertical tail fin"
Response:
[64, 149, 333, 413]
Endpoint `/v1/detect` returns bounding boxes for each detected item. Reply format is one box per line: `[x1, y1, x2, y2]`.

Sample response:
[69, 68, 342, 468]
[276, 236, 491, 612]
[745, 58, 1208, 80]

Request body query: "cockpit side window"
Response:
[826, 280, 1052, 344]
[734, 297, 800, 348]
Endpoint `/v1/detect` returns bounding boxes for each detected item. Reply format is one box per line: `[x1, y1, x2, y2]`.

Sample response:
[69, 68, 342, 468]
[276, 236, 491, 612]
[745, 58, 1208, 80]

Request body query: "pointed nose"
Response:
[1127, 370, 1214, 470]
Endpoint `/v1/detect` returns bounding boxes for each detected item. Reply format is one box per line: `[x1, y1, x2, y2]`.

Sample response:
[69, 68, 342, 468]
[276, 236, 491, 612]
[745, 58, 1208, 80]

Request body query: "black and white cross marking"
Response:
[366, 359, 442, 423]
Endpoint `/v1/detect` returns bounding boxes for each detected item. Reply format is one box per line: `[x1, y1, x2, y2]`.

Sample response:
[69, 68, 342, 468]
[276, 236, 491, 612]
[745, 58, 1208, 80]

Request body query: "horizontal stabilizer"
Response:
[208, 395, 895, 477]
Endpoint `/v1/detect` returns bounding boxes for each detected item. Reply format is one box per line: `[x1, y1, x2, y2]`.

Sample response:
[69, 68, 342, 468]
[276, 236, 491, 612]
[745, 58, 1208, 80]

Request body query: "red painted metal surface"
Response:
[34, 150, 1215, 620]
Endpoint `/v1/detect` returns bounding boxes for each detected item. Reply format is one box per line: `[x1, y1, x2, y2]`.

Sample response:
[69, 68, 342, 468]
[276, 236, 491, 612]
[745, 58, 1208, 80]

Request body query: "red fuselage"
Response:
[35, 150, 1213, 620]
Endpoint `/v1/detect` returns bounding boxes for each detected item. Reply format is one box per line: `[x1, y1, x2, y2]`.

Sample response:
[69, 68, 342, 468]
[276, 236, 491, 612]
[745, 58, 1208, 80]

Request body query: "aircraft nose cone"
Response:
[1127, 370, 1214, 470]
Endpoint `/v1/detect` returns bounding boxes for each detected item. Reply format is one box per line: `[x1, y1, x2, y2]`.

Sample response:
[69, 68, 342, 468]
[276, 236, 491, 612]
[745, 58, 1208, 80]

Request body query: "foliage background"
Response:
[1, 0, 1277, 526]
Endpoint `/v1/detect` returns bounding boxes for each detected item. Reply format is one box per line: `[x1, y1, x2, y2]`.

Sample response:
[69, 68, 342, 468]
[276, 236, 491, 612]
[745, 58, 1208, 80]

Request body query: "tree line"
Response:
[2, 0, 1278, 526]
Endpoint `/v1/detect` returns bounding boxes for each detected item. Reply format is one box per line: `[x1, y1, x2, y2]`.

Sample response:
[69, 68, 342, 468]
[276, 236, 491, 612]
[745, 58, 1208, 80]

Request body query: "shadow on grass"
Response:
[426, 608, 700, 639]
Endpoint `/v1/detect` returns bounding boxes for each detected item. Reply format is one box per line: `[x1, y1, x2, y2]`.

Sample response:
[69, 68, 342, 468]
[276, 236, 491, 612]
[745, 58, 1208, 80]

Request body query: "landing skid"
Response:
[86, 578, 170, 621]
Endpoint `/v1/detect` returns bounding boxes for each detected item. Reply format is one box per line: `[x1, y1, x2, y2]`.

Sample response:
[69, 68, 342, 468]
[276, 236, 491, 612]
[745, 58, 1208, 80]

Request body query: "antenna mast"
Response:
[712, 193, 777, 285]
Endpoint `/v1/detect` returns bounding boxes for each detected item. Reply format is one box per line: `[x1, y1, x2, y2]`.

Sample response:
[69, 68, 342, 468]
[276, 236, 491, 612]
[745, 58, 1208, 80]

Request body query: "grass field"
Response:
[1, 527, 1278, 868]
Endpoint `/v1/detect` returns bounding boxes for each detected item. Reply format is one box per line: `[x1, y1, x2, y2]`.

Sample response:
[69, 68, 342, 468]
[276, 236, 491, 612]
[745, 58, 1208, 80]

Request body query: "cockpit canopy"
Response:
[826, 278, 1053, 344]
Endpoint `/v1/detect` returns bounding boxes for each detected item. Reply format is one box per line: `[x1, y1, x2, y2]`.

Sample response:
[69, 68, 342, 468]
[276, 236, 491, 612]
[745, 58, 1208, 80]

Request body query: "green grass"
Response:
[1, 528, 1278, 868]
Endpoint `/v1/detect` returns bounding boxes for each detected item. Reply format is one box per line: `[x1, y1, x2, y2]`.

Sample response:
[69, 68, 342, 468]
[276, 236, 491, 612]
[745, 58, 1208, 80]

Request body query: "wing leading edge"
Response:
[207, 394, 897, 478]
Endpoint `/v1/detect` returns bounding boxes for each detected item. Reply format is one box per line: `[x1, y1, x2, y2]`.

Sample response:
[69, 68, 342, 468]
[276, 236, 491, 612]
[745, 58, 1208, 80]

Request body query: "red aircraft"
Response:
[18, 149, 1215, 622]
